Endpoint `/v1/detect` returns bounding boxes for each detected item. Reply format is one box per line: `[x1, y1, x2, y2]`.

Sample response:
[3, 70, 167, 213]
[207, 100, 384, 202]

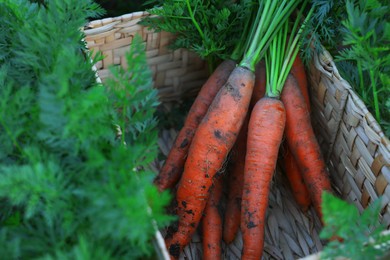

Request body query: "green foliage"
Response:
[300, 0, 347, 63]
[320, 192, 390, 260]
[336, 0, 390, 135]
[0, 0, 173, 259]
[140, 0, 255, 69]
[265, 2, 312, 98]
[302, 0, 390, 136]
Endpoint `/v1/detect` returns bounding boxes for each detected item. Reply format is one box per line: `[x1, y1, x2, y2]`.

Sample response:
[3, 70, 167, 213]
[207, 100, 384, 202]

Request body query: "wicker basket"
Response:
[83, 11, 390, 260]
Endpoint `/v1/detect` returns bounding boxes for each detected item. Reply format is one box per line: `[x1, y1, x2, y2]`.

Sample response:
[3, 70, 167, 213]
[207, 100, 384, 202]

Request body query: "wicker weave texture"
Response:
[308, 50, 390, 228]
[154, 129, 324, 260]
[84, 12, 209, 102]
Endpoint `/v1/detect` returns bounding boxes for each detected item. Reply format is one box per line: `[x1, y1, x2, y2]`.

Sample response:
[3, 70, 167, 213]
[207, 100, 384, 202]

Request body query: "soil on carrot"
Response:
[168, 243, 181, 259]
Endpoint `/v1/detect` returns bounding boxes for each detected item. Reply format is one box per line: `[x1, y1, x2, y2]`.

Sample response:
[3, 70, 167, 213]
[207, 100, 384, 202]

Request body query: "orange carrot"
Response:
[165, 66, 255, 259]
[283, 56, 312, 212]
[290, 54, 310, 109]
[154, 60, 236, 192]
[222, 114, 248, 244]
[223, 61, 266, 244]
[281, 75, 332, 221]
[241, 97, 286, 260]
[283, 146, 311, 212]
[202, 174, 224, 260]
[165, 1, 301, 256]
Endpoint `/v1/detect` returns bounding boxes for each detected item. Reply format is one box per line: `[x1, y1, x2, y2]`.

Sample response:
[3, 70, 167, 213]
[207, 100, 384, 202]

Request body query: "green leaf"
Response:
[320, 192, 360, 239]
[140, 0, 255, 68]
[0, 1, 172, 258]
[305, 0, 390, 135]
[3, 212, 22, 227]
[320, 192, 388, 260]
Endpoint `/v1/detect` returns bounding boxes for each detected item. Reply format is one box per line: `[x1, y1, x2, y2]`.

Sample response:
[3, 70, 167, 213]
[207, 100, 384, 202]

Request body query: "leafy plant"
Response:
[320, 192, 390, 260]
[302, 0, 390, 136]
[300, 0, 347, 64]
[0, 0, 173, 259]
[336, 0, 389, 135]
[140, 0, 255, 70]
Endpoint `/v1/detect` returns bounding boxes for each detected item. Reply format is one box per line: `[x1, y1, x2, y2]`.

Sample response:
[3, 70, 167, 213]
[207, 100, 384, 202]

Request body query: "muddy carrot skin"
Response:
[290, 55, 310, 109]
[202, 174, 224, 260]
[241, 97, 286, 260]
[283, 146, 311, 212]
[154, 60, 236, 192]
[283, 57, 312, 211]
[165, 66, 255, 259]
[281, 75, 332, 222]
[222, 113, 249, 244]
[223, 61, 266, 244]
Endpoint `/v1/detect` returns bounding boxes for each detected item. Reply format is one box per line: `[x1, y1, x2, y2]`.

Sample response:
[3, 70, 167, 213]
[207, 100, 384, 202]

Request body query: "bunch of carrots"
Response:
[153, 1, 332, 259]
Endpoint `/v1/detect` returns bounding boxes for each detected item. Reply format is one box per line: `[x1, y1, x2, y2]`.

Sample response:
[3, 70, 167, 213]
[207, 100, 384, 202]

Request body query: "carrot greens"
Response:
[265, 2, 313, 97]
[141, 0, 255, 70]
[302, 0, 389, 136]
[239, 0, 302, 72]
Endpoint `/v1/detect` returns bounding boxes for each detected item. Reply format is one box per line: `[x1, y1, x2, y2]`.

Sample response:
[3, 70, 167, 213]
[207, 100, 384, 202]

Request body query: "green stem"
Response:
[268, 38, 276, 96]
[231, 1, 260, 62]
[265, 54, 270, 96]
[369, 69, 381, 122]
[256, 0, 299, 51]
[274, 22, 287, 96]
[186, 0, 205, 41]
[268, 22, 287, 98]
[245, 0, 273, 58]
[357, 60, 364, 95]
[278, 6, 313, 88]
[240, 0, 301, 71]
[266, 2, 312, 98]
[207, 55, 216, 74]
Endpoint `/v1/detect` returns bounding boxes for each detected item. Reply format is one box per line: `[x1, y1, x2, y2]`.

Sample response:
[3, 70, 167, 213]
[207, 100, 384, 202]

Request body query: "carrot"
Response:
[290, 54, 310, 109]
[165, 2, 301, 257]
[241, 97, 286, 260]
[202, 173, 224, 260]
[154, 60, 236, 192]
[165, 66, 255, 259]
[281, 74, 332, 221]
[223, 61, 266, 244]
[283, 146, 311, 211]
[282, 55, 312, 211]
[222, 113, 248, 244]
[239, 8, 313, 257]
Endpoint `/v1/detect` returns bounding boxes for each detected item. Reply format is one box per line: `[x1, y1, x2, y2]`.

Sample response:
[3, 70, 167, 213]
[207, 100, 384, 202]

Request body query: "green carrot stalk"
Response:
[265, 2, 313, 97]
[240, 0, 302, 72]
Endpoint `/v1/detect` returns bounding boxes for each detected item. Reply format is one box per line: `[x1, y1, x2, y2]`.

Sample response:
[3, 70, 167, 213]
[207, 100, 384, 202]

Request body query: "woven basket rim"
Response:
[312, 49, 389, 150]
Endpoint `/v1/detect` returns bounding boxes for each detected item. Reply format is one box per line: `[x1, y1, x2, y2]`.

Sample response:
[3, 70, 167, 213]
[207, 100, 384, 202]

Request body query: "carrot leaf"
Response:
[0, 1, 173, 258]
[301, 0, 389, 136]
[320, 192, 390, 260]
[239, 0, 302, 72]
[140, 0, 255, 70]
